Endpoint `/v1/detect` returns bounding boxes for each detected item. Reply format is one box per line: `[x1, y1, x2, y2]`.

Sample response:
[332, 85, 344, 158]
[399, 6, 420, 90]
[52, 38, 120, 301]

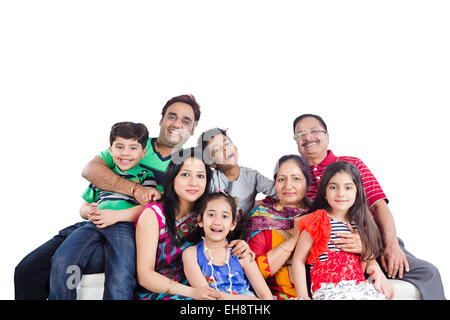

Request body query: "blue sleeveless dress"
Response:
[196, 240, 254, 296]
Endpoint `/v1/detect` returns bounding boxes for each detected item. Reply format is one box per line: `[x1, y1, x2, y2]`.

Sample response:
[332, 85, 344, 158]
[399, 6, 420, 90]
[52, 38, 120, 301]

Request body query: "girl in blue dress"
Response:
[182, 191, 273, 300]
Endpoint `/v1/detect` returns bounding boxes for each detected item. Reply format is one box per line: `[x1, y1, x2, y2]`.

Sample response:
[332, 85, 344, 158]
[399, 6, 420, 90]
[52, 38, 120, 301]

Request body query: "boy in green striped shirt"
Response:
[49, 122, 154, 300]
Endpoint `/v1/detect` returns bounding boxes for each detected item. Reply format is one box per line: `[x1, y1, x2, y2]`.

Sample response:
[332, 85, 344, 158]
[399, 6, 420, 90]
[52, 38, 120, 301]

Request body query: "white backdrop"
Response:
[1, 1, 449, 299]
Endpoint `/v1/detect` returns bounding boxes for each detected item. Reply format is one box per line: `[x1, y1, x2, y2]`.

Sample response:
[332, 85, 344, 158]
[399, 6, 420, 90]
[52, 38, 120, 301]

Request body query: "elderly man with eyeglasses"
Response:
[292, 113, 445, 300]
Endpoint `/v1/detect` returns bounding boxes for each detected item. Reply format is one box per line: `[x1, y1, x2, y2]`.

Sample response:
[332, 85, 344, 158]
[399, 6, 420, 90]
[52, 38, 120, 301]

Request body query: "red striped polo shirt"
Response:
[306, 150, 388, 209]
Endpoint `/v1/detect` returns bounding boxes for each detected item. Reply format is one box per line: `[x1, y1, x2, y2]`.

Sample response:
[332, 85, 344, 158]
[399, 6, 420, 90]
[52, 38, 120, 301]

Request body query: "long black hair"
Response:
[161, 147, 212, 246]
[310, 161, 383, 261]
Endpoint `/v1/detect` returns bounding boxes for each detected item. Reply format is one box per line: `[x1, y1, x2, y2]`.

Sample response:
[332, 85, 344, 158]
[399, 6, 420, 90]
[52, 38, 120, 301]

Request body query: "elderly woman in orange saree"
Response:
[245, 155, 311, 300]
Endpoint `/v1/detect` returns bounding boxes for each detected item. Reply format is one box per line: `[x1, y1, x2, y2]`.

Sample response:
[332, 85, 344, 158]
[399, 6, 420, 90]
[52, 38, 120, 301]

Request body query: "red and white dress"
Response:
[298, 209, 385, 300]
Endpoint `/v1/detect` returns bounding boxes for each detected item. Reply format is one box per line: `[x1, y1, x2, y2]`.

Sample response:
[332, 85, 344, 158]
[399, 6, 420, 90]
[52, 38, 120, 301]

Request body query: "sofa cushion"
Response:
[76, 273, 421, 300]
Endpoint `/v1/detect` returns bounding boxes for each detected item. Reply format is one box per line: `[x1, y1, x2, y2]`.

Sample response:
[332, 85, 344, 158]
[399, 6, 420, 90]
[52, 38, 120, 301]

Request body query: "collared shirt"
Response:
[307, 150, 388, 208]
[81, 164, 157, 210]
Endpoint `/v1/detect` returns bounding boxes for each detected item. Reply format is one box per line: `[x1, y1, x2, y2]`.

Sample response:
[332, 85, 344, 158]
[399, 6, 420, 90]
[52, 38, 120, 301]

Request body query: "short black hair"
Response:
[109, 122, 149, 149]
[161, 94, 201, 122]
[197, 128, 233, 166]
[292, 114, 328, 133]
[197, 127, 231, 151]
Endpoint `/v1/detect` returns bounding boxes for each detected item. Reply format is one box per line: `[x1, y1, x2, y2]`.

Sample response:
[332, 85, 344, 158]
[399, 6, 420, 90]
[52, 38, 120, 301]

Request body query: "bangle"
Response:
[130, 183, 137, 196]
[165, 279, 177, 295]
[131, 183, 140, 198]
[297, 295, 311, 300]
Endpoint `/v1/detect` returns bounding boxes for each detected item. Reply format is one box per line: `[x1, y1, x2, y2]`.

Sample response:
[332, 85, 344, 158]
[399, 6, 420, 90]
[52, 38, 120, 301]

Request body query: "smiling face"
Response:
[199, 197, 236, 242]
[109, 137, 146, 172]
[173, 157, 207, 204]
[275, 159, 308, 208]
[159, 102, 196, 148]
[206, 134, 239, 168]
[325, 171, 357, 218]
[294, 116, 329, 164]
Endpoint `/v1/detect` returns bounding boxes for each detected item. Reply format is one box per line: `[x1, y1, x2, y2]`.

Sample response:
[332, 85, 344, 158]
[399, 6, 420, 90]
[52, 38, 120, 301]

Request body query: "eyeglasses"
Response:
[294, 129, 327, 140]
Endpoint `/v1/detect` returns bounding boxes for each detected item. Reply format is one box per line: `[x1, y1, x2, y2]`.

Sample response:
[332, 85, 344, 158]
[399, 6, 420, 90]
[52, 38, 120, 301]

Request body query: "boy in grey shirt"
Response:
[198, 128, 276, 239]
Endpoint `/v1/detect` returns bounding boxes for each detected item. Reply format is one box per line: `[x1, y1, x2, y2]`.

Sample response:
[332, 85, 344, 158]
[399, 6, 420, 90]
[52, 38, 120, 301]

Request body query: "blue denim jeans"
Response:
[48, 221, 136, 300]
[15, 221, 105, 300]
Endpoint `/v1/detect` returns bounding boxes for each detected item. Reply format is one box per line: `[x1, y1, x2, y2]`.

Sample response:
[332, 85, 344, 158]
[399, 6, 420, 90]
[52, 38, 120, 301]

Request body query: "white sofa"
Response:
[76, 273, 105, 300]
[76, 273, 421, 300]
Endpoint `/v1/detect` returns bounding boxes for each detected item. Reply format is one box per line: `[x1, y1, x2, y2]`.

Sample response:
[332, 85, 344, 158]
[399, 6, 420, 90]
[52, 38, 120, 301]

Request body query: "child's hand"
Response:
[90, 209, 119, 228]
[192, 286, 221, 300]
[84, 202, 98, 221]
[367, 264, 394, 299]
[378, 274, 395, 300]
[228, 240, 255, 261]
[367, 266, 383, 292]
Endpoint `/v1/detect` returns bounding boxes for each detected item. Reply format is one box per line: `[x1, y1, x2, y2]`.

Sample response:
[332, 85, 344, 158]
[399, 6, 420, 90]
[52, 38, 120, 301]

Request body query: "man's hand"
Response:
[380, 241, 409, 279]
[133, 186, 162, 205]
[370, 200, 407, 278]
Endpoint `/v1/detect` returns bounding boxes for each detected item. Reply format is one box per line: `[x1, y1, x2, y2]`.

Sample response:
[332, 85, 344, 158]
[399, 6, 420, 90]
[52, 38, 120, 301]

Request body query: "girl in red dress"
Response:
[292, 161, 393, 300]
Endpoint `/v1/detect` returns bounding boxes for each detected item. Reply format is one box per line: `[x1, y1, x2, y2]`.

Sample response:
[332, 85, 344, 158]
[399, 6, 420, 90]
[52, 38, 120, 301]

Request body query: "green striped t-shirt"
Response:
[81, 164, 157, 210]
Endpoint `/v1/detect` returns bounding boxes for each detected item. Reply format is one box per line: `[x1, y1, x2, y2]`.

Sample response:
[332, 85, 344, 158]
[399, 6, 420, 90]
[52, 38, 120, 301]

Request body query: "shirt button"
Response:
[313, 167, 318, 171]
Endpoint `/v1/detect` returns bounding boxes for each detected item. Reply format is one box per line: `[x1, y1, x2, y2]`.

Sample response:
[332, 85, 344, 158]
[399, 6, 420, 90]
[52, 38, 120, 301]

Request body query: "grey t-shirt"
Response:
[209, 166, 276, 219]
